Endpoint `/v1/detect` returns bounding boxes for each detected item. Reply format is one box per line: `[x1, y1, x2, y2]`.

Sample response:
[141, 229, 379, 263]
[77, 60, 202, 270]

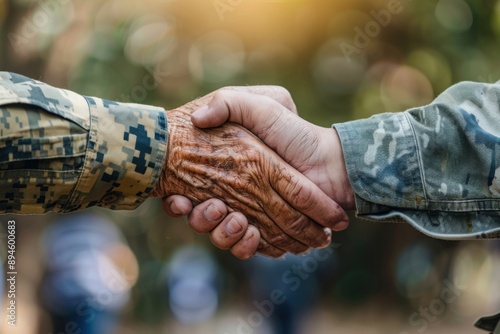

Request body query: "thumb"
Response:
[191, 90, 300, 151]
[191, 86, 297, 128]
[190, 103, 230, 129]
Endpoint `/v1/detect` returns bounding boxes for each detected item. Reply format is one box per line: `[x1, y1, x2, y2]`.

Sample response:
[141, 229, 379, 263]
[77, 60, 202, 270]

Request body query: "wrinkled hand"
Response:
[152, 91, 348, 258]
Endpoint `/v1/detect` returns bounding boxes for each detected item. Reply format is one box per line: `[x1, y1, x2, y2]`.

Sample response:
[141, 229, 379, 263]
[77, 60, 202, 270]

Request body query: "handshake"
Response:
[151, 86, 356, 259]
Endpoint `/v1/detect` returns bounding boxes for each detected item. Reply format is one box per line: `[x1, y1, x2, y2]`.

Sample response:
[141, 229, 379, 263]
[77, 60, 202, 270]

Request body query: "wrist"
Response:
[324, 127, 356, 211]
[151, 96, 215, 199]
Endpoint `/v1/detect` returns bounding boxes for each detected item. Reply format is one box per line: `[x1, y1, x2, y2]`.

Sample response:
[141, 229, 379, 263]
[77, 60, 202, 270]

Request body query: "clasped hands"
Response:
[152, 87, 355, 259]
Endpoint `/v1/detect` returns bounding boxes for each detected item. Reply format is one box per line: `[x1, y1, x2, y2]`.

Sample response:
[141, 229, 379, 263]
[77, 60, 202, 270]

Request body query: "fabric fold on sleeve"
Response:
[0, 72, 167, 213]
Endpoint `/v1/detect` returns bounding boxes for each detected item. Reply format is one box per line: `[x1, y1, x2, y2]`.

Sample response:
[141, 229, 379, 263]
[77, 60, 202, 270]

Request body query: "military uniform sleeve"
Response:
[334, 81, 500, 239]
[0, 72, 167, 214]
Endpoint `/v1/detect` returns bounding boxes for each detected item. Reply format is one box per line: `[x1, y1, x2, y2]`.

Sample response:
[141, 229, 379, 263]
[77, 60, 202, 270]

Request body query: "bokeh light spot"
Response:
[395, 243, 433, 298]
[406, 49, 452, 93]
[492, 1, 500, 35]
[189, 30, 245, 84]
[312, 39, 367, 95]
[247, 43, 295, 78]
[435, 0, 473, 32]
[381, 65, 434, 112]
[125, 15, 178, 66]
[0, 0, 6, 24]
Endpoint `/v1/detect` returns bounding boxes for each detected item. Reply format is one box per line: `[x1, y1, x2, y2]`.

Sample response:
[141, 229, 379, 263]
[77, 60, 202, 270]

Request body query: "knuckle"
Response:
[212, 89, 232, 102]
[288, 215, 329, 248]
[274, 86, 294, 108]
[295, 185, 315, 209]
[265, 233, 290, 248]
[273, 86, 291, 98]
[284, 180, 315, 210]
[287, 214, 310, 232]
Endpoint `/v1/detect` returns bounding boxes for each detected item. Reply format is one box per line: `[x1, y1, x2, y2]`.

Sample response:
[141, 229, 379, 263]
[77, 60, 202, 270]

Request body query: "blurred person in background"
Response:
[240, 248, 337, 334]
[166, 246, 221, 325]
[39, 213, 138, 334]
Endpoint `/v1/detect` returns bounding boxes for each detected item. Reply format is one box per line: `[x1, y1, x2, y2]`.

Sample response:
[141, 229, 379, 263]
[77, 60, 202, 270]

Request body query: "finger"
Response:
[230, 225, 261, 260]
[209, 212, 248, 250]
[162, 195, 193, 218]
[192, 91, 300, 152]
[224, 188, 312, 254]
[259, 189, 334, 250]
[244, 206, 310, 254]
[187, 199, 228, 234]
[191, 89, 297, 129]
[220, 86, 298, 114]
[271, 159, 349, 232]
[332, 220, 349, 232]
[257, 237, 286, 259]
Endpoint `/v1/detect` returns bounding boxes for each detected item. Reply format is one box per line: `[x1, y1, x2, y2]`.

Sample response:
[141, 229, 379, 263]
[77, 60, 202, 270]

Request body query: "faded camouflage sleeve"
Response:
[0, 72, 167, 214]
[335, 81, 500, 239]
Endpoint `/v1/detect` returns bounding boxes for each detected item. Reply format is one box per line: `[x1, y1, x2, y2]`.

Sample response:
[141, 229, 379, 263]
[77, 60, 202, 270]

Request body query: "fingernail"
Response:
[227, 217, 243, 234]
[192, 105, 209, 119]
[332, 220, 349, 232]
[244, 230, 255, 241]
[169, 202, 181, 215]
[204, 204, 223, 221]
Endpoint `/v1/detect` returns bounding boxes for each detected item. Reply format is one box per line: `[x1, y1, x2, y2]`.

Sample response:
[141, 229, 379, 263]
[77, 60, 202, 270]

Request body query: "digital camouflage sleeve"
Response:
[0, 72, 167, 213]
[335, 81, 500, 239]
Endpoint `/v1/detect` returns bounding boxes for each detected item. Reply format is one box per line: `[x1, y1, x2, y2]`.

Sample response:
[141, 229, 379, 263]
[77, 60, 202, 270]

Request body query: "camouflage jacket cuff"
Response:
[0, 72, 167, 213]
[334, 81, 500, 239]
[334, 111, 425, 215]
[71, 97, 167, 211]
